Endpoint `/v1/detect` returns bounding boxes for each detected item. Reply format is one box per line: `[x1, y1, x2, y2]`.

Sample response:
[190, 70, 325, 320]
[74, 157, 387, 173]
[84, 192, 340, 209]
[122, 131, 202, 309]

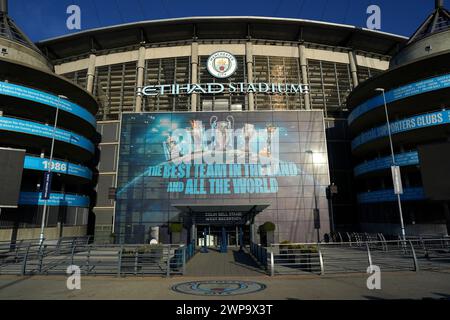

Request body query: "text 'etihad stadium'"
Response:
[138, 82, 310, 96]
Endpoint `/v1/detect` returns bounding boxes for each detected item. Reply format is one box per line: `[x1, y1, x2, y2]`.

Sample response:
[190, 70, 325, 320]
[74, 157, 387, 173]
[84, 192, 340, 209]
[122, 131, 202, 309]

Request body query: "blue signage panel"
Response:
[42, 172, 53, 200]
[0, 116, 95, 153]
[0, 81, 96, 127]
[24, 156, 92, 180]
[352, 110, 450, 150]
[354, 151, 419, 176]
[348, 73, 450, 125]
[357, 188, 426, 204]
[19, 192, 90, 207]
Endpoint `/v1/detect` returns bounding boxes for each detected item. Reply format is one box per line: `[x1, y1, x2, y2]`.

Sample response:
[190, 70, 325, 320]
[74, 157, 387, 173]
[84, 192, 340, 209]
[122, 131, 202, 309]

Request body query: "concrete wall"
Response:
[0, 226, 88, 242]
[54, 43, 390, 75]
[390, 29, 450, 68]
[0, 38, 52, 71]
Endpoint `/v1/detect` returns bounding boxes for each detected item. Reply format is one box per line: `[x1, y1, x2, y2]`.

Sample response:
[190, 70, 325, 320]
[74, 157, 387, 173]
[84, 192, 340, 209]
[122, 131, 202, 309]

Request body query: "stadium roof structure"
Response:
[0, 0, 41, 53]
[37, 16, 408, 61]
[407, 0, 450, 45]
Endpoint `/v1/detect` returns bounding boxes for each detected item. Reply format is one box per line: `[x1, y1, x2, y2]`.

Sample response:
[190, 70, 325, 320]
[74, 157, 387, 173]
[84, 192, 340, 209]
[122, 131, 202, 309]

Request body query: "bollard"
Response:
[366, 242, 373, 269]
[270, 251, 275, 276]
[318, 244, 325, 275]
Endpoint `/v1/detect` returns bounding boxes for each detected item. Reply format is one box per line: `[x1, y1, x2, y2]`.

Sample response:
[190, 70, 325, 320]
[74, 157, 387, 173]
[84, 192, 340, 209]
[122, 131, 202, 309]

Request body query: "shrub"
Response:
[288, 244, 318, 253]
[258, 221, 276, 233]
[169, 223, 183, 233]
[122, 244, 164, 255]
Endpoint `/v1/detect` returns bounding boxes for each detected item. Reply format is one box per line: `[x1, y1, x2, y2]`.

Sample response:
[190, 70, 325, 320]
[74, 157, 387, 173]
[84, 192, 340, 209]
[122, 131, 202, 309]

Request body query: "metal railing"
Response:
[250, 242, 268, 269]
[263, 238, 450, 276]
[0, 240, 197, 277]
[184, 240, 196, 262]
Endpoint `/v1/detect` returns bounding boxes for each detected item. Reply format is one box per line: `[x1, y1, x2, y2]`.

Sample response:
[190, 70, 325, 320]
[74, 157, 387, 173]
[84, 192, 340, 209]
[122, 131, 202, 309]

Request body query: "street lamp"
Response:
[306, 150, 321, 243]
[375, 88, 406, 241]
[39, 95, 67, 245]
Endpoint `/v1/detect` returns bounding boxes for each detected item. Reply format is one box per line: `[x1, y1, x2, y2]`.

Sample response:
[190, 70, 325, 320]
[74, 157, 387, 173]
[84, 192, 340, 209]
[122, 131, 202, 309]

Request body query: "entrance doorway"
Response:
[196, 225, 250, 249]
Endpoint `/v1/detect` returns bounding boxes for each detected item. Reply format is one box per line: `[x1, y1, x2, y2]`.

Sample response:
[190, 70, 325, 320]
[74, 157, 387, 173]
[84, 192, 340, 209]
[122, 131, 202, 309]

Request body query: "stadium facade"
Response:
[348, 1, 450, 236]
[5, 0, 449, 245]
[0, 0, 99, 241]
[35, 15, 407, 244]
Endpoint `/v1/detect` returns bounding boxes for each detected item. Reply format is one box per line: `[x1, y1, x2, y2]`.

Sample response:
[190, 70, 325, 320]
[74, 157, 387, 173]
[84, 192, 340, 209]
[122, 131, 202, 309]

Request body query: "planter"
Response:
[258, 222, 276, 247]
[266, 231, 275, 246]
[286, 245, 319, 272]
[171, 232, 181, 244]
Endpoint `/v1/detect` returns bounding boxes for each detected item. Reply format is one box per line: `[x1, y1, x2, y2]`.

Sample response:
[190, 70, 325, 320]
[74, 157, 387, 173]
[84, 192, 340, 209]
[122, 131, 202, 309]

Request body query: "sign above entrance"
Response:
[207, 51, 238, 79]
[194, 212, 247, 226]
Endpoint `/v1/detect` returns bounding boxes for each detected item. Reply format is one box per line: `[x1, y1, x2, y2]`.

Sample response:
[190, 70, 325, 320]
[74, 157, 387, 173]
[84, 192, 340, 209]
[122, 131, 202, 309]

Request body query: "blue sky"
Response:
[10, 0, 437, 42]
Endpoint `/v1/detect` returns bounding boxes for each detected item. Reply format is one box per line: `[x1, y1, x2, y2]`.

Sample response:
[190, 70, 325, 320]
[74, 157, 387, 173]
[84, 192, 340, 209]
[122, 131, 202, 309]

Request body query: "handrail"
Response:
[2, 238, 448, 277]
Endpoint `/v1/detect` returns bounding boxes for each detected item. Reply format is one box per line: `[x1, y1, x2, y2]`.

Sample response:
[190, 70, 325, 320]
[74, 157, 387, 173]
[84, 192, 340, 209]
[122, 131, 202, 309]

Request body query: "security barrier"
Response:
[257, 237, 450, 276]
[1, 237, 448, 277]
[0, 239, 196, 277]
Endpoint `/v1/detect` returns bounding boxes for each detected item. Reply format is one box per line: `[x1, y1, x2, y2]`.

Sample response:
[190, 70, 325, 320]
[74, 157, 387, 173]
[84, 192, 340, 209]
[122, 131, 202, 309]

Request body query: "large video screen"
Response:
[418, 142, 450, 201]
[0, 147, 25, 208]
[116, 111, 330, 243]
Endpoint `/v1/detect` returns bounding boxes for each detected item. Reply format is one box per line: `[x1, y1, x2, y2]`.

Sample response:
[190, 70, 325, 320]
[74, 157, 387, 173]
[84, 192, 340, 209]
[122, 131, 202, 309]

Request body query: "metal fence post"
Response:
[366, 242, 373, 269]
[409, 240, 419, 272]
[166, 245, 171, 277]
[70, 243, 77, 266]
[182, 246, 186, 275]
[21, 243, 31, 276]
[117, 245, 123, 277]
[85, 245, 91, 276]
[347, 232, 352, 247]
[38, 245, 45, 274]
[134, 251, 138, 275]
[318, 243, 325, 275]
[270, 250, 274, 276]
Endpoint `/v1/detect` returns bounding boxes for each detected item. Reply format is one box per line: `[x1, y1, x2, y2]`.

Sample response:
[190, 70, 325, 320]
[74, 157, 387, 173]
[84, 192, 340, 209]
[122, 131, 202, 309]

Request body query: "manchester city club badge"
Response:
[207, 51, 238, 79]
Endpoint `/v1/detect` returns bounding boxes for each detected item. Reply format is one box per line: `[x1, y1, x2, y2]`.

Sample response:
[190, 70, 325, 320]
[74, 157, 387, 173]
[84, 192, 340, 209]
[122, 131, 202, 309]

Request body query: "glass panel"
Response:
[198, 55, 247, 111]
[94, 62, 137, 120]
[143, 56, 191, 112]
[253, 56, 304, 111]
[61, 69, 88, 89]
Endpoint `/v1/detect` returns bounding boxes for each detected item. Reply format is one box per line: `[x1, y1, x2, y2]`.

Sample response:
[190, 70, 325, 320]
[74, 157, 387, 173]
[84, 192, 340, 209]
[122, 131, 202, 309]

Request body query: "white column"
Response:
[190, 42, 199, 112]
[348, 50, 359, 88]
[135, 45, 146, 112]
[298, 44, 311, 110]
[246, 42, 255, 111]
[86, 53, 96, 93]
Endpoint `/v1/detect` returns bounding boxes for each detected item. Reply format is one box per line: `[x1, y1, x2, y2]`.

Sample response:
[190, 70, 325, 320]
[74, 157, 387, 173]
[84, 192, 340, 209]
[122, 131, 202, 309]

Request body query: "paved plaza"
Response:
[185, 248, 266, 277]
[1, 270, 450, 300]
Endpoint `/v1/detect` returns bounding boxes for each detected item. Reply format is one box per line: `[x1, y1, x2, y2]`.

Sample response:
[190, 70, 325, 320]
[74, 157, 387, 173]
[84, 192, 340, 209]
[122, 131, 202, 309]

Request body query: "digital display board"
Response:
[0, 81, 96, 127]
[418, 142, 450, 201]
[0, 116, 94, 153]
[352, 110, 450, 150]
[116, 111, 331, 244]
[0, 147, 25, 208]
[348, 73, 450, 124]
